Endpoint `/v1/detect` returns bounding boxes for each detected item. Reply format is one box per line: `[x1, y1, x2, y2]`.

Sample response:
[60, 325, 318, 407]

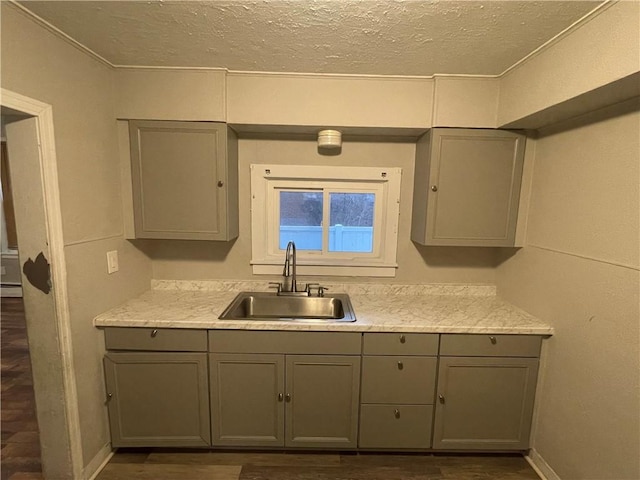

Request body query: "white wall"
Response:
[496, 102, 640, 480]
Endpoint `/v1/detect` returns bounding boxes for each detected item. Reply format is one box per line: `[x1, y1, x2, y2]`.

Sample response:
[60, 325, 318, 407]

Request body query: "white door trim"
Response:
[1, 88, 83, 478]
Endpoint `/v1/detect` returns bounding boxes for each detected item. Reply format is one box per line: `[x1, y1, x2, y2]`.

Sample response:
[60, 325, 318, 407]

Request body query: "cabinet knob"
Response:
[397, 361, 404, 370]
[399, 334, 406, 344]
[151, 329, 158, 338]
[438, 394, 445, 404]
[394, 409, 401, 419]
[285, 393, 291, 402]
[489, 336, 497, 345]
[217, 180, 224, 187]
[431, 185, 438, 192]
[106, 393, 113, 402]
[278, 393, 284, 402]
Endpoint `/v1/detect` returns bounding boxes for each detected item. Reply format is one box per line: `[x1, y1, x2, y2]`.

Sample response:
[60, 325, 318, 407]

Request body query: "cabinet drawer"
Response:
[359, 404, 433, 449]
[361, 356, 437, 404]
[209, 330, 361, 355]
[363, 333, 438, 355]
[104, 327, 208, 352]
[439, 334, 541, 357]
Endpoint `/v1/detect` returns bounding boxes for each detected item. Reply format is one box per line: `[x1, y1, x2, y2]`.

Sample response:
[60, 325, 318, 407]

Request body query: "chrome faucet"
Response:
[282, 241, 298, 293]
[270, 241, 325, 296]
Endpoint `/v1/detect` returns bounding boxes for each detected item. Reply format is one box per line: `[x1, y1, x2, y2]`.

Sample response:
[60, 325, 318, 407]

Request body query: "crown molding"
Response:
[7, 0, 114, 68]
[499, 0, 616, 78]
[8, 0, 617, 81]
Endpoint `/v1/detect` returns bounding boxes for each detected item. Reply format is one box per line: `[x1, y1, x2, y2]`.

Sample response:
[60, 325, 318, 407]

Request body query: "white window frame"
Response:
[251, 164, 402, 277]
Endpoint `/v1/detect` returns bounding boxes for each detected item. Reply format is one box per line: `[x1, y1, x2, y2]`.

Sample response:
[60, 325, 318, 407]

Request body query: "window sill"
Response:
[251, 261, 398, 278]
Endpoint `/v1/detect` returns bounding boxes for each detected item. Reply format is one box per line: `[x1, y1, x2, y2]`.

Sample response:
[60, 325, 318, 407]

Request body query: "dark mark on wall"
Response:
[22, 252, 51, 295]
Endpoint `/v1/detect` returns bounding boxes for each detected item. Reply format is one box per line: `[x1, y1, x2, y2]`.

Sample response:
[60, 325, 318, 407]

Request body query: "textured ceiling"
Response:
[19, 0, 604, 76]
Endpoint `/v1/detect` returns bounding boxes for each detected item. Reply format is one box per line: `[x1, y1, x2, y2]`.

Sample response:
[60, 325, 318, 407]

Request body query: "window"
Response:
[251, 165, 401, 277]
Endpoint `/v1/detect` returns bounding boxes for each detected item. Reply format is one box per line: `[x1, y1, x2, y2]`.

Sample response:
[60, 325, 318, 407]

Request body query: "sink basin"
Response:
[218, 292, 356, 322]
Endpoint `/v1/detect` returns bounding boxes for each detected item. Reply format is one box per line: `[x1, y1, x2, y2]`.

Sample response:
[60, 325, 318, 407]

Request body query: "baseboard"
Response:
[526, 448, 562, 480]
[1, 286, 23, 297]
[84, 443, 114, 480]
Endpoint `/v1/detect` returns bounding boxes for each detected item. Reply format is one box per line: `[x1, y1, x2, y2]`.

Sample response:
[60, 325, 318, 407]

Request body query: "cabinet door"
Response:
[433, 357, 539, 450]
[413, 128, 525, 247]
[104, 352, 210, 447]
[210, 354, 285, 447]
[129, 120, 237, 240]
[285, 355, 360, 448]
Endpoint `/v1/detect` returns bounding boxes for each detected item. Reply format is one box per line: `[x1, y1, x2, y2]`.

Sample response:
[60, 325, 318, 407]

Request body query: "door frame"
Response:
[1, 88, 83, 478]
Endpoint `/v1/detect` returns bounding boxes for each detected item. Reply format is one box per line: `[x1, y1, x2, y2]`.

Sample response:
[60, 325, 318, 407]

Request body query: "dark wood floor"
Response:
[1, 297, 43, 480]
[97, 449, 541, 480]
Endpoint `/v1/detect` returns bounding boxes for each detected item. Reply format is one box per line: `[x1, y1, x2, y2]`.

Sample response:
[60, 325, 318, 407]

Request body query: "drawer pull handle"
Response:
[278, 393, 284, 402]
[394, 409, 400, 419]
[399, 334, 406, 344]
[439, 394, 445, 404]
[397, 361, 404, 370]
[151, 329, 158, 338]
[489, 336, 497, 345]
[285, 393, 291, 402]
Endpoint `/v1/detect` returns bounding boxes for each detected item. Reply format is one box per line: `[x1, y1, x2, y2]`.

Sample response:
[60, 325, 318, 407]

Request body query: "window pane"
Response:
[279, 191, 322, 250]
[329, 193, 374, 253]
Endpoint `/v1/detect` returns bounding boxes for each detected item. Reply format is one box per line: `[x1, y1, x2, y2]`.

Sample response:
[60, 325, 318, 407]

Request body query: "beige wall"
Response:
[1, 3, 152, 475]
[115, 68, 227, 121]
[432, 76, 499, 128]
[149, 136, 500, 284]
[498, 1, 640, 127]
[227, 73, 434, 129]
[496, 104, 640, 479]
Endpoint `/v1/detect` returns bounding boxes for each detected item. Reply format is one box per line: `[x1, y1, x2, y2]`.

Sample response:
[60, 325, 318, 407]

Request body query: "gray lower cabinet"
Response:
[432, 355, 539, 450]
[101, 328, 544, 452]
[104, 352, 211, 447]
[285, 355, 360, 448]
[210, 352, 360, 449]
[359, 333, 438, 449]
[209, 353, 284, 447]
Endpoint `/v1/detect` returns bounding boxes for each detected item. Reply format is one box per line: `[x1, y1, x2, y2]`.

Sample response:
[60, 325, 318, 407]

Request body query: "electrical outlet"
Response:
[106, 250, 119, 274]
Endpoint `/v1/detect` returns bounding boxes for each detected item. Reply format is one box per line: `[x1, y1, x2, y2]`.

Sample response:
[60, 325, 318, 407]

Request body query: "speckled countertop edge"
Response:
[94, 280, 554, 335]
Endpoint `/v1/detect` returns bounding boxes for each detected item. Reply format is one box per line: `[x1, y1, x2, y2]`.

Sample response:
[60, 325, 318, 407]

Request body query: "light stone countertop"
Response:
[94, 280, 553, 335]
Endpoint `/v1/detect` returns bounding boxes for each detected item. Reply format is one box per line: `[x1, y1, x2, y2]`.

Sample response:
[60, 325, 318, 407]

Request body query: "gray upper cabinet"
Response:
[128, 120, 238, 240]
[411, 128, 526, 247]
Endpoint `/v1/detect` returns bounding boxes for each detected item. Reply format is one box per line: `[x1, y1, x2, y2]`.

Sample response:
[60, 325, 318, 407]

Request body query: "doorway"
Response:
[1, 91, 82, 479]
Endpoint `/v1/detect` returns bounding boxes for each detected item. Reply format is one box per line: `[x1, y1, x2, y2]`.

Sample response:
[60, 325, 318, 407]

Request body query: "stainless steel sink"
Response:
[218, 292, 356, 322]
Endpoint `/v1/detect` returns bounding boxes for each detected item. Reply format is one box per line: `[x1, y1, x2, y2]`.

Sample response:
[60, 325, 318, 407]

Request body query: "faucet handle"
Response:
[305, 284, 328, 297]
[305, 283, 320, 296]
[268, 282, 282, 294]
